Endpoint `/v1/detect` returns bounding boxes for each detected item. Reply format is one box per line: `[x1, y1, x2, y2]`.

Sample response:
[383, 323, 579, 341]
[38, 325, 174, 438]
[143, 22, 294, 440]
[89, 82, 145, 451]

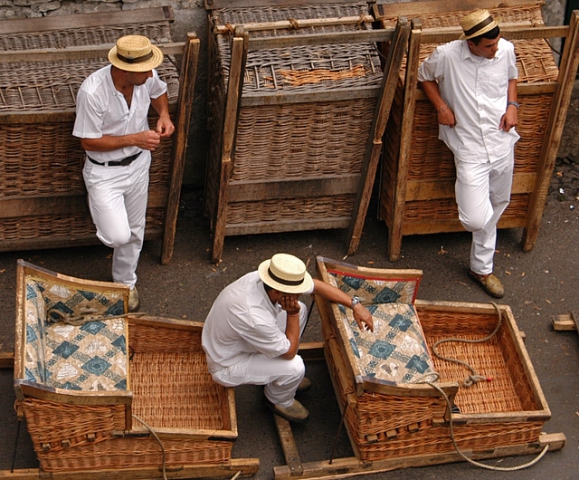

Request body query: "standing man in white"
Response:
[73, 35, 175, 311]
[418, 9, 519, 298]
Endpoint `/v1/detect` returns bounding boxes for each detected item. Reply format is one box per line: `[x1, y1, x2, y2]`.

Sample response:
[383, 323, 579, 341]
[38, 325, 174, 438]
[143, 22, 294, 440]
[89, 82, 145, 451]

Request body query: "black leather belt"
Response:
[87, 151, 142, 167]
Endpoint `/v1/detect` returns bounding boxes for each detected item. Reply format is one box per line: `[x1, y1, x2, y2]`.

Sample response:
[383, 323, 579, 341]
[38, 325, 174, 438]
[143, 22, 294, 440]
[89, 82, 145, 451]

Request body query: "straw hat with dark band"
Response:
[258, 253, 313, 294]
[460, 9, 500, 40]
[108, 35, 164, 72]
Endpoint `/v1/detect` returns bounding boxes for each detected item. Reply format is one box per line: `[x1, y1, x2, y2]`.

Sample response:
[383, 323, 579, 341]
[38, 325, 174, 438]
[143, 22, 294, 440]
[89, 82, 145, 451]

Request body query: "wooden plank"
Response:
[552, 312, 579, 332]
[273, 433, 565, 480]
[397, 217, 527, 236]
[0, 351, 13, 370]
[298, 341, 325, 362]
[248, 29, 396, 52]
[522, 11, 579, 252]
[227, 175, 360, 202]
[224, 218, 351, 236]
[405, 172, 537, 201]
[211, 33, 247, 264]
[415, 81, 558, 101]
[161, 35, 200, 265]
[373, 0, 544, 19]
[387, 20, 423, 262]
[240, 86, 381, 107]
[206, 0, 364, 10]
[347, 18, 411, 256]
[0, 43, 186, 64]
[0, 6, 174, 35]
[0, 458, 260, 479]
[273, 416, 304, 476]
[214, 15, 374, 33]
[0, 191, 168, 219]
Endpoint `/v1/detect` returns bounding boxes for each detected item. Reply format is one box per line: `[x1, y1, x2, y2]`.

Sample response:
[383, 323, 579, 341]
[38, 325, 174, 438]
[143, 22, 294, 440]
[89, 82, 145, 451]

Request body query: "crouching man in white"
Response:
[202, 253, 373, 423]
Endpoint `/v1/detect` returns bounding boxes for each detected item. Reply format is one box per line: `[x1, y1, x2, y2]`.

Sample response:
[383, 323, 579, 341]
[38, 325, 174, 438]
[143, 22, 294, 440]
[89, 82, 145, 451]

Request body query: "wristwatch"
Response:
[507, 101, 520, 109]
[351, 295, 361, 308]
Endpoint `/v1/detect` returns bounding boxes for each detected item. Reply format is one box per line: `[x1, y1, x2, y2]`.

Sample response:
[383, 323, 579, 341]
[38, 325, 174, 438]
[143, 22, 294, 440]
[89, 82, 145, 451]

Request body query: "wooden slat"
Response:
[0, 6, 174, 35]
[415, 81, 558, 102]
[0, 352, 13, 369]
[398, 216, 527, 236]
[212, 33, 248, 263]
[273, 416, 304, 476]
[161, 35, 200, 265]
[0, 43, 186, 64]
[224, 218, 350, 236]
[227, 175, 360, 203]
[248, 29, 396, 52]
[388, 19, 423, 262]
[374, 0, 544, 19]
[273, 433, 565, 480]
[214, 15, 374, 33]
[0, 458, 260, 479]
[522, 11, 579, 252]
[347, 18, 411, 256]
[552, 312, 579, 332]
[241, 86, 381, 107]
[205, 0, 364, 9]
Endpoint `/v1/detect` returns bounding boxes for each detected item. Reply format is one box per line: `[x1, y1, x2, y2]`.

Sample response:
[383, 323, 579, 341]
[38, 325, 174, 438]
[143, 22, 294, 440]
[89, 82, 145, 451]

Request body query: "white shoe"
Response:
[128, 287, 140, 312]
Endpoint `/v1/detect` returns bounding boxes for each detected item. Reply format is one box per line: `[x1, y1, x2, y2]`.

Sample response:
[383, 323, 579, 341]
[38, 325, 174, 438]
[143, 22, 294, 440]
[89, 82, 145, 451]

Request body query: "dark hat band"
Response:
[463, 16, 494, 38]
[116, 50, 154, 64]
[268, 267, 305, 286]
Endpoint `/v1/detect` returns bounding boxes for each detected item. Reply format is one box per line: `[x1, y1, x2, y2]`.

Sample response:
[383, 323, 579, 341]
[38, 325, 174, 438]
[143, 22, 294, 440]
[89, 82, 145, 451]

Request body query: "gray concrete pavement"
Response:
[1, 179, 578, 479]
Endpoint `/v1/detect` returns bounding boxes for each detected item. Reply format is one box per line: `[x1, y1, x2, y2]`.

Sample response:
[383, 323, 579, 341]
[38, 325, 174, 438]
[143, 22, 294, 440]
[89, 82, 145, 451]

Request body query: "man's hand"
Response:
[353, 304, 374, 332]
[437, 105, 456, 128]
[500, 106, 518, 132]
[280, 294, 300, 316]
[134, 130, 162, 151]
[156, 115, 175, 138]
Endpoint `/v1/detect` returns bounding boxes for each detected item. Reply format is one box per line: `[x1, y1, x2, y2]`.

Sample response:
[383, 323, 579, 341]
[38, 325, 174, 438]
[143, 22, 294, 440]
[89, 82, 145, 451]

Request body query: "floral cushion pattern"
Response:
[327, 270, 436, 385]
[24, 276, 128, 392]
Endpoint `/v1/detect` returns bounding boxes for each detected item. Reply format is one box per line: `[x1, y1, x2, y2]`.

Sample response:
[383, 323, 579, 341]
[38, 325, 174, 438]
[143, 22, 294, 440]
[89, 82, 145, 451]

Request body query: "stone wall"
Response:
[0, 0, 570, 184]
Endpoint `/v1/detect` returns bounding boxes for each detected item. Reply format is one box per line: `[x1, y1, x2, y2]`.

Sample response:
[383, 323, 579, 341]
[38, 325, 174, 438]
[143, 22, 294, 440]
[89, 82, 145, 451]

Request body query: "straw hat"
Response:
[108, 35, 164, 72]
[258, 253, 313, 294]
[460, 9, 500, 40]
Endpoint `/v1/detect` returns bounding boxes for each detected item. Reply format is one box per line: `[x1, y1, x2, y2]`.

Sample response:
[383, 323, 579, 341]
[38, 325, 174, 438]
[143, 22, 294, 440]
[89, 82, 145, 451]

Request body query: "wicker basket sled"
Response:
[370, 0, 579, 261]
[204, 0, 410, 263]
[13, 260, 259, 479]
[272, 255, 565, 479]
[0, 8, 198, 264]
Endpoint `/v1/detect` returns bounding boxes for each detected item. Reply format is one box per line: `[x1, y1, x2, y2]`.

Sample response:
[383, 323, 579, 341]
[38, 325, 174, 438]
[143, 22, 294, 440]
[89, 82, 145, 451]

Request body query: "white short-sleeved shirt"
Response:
[417, 38, 520, 163]
[73, 65, 167, 163]
[201, 271, 314, 369]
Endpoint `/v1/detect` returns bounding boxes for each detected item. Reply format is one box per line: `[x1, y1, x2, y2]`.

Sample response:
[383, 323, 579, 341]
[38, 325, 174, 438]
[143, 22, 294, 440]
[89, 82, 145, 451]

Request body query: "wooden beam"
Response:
[522, 11, 579, 252]
[240, 86, 381, 107]
[214, 15, 374, 33]
[552, 312, 579, 332]
[224, 217, 350, 236]
[346, 18, 411, 256]
[211, 32, 248, 263]
[273, 433, 565, 480]
[0, 352, 13, 370]
[273, 416, 304, 476]
[161, 35, 200, 265]
[387, 19, 422, 262]
[0, 458, 260, 479]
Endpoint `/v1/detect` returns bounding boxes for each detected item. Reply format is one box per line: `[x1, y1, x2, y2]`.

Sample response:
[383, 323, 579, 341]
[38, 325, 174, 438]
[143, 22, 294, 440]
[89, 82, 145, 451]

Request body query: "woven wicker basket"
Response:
[375, 2, 561, 258]
[14, 260, 238, 474]
[205, 2, 387, 260]
[316, 256, 550, 462]
[0, 10, 180, 252]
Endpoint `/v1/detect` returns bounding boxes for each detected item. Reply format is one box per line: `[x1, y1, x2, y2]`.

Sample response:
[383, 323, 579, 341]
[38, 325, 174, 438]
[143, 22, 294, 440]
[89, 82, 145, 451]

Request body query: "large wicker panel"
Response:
[205, 2, 384, 252]
[378, 3, 560, 247]
[0, 17, 180, 251]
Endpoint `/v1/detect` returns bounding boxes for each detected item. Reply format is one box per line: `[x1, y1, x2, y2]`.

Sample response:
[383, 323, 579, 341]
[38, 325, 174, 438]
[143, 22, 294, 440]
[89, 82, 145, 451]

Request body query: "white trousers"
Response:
[209, 301, 309, 408]
[454, 151, 514, 275]
[82, 153, 151, 288]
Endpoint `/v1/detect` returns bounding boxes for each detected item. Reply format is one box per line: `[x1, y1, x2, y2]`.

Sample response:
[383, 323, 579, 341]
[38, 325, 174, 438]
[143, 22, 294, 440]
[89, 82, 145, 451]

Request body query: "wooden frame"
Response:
[0, 8, 199, 265]
[204, 1, 410, 263]
[368, 0, 579, 260]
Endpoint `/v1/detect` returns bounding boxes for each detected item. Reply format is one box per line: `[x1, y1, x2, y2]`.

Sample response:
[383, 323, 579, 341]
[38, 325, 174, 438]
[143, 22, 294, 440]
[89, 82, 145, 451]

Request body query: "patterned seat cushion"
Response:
[24, 276, 129, 391]
[327, 270, 437, 385]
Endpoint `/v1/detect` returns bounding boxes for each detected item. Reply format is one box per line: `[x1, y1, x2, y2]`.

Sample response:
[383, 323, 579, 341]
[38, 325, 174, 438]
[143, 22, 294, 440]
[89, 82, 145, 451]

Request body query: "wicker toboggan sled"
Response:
[12, 260, 258, 479]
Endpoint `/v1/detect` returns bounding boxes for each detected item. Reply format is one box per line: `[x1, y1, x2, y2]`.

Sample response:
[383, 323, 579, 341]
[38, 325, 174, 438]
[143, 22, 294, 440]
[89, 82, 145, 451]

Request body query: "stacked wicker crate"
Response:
[373, 0, 578, 260]
[204, 0, 408, 262]
[0, 8, 192, 264]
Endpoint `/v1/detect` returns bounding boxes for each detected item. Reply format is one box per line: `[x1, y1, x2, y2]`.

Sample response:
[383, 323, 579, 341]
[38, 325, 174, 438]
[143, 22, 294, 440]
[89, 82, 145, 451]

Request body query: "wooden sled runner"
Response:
[9, 260, 259, 480]
[273, 256, 565, 479]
